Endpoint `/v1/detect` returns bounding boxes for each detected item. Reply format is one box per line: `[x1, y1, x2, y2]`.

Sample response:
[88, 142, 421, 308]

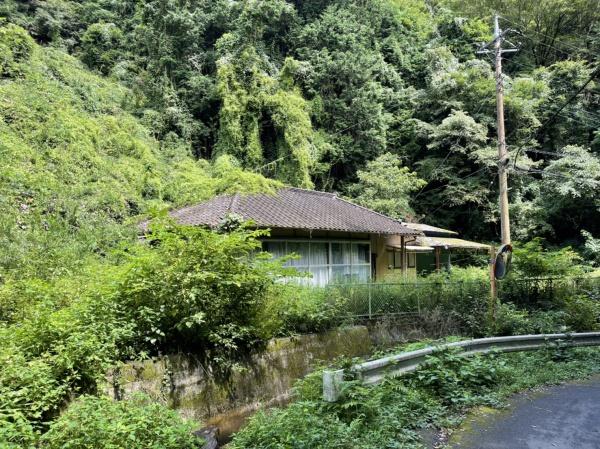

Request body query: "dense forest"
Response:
[1, 0, 600, 282]
[1, 1, 600, 447]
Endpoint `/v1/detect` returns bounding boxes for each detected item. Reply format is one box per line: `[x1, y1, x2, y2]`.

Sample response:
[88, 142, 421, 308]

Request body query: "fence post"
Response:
[368, 283, 372, 319]
[323, 369, 344, 402]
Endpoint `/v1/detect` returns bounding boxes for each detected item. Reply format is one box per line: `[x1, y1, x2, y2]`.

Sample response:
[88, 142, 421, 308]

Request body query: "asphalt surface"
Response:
[448, 377, 600, 449]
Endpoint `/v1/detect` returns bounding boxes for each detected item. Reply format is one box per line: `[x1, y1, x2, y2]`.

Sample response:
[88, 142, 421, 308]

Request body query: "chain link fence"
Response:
[326, 276, 600, 319]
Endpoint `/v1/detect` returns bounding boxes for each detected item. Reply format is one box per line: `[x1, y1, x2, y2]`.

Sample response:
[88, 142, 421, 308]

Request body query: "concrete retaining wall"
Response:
[104, 318, 456, 438]
[105, 326, 371, 436]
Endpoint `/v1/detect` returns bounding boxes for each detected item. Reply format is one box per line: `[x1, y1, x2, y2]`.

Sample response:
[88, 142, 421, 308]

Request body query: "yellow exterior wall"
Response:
[370, 234, 417, 281]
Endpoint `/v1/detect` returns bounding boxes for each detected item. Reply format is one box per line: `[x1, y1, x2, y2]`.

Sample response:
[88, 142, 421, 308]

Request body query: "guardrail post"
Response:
[323, 369, 344, 402]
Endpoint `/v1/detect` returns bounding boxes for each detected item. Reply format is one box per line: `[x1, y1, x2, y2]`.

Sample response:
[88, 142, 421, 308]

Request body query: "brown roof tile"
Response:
[166, 188, 420, 236]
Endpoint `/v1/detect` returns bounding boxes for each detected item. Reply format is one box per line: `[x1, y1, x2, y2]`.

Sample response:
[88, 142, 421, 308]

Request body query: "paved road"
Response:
[448, 377, 600, 449]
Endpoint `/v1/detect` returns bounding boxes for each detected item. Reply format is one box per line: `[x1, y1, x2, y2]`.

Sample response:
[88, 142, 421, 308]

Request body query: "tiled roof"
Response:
[166, 188, 420, 236]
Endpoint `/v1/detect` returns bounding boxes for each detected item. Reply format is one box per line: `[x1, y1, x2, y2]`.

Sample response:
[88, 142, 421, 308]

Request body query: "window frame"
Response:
[262, 238, 372, 285]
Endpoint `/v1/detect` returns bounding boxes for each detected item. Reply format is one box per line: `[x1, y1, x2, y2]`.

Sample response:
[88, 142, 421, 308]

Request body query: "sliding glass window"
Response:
[262, 240, 371, 286]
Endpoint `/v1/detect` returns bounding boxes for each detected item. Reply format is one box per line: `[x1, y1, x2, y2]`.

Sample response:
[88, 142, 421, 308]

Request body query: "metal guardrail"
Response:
[322, 332, 600, 402]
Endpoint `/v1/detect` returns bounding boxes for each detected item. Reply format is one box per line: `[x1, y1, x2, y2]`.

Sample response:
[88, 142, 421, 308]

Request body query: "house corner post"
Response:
[401, 236, 406, 278]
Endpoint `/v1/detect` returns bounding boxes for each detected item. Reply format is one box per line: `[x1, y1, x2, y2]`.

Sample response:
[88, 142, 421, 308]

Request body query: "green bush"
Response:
[527, 310, 568, 333]
[80, 22, 124, 74]
[411, 350, 507, 406]
[0, 24, 34, 77]
[512, 238, 585, 278]
[117, 222, 286, 357]
[563, 295, 600, 331]
[40, 395, 201, 449]
[0, 411, 36, 449]
[260, 284, 347, 335]
[492, 302, 532, 336]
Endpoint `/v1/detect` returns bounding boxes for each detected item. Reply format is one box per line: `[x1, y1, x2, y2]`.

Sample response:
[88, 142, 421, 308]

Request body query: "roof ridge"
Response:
[283, 186, 336, 197]
[229, 192, 240, 213]
[335, 195, 421, 234]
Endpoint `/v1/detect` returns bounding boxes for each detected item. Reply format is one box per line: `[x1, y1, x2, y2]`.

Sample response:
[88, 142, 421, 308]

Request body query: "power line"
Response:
[501, 16, 598, 60]
[513, 63, 600, 169]
[423, 167, 493, 218]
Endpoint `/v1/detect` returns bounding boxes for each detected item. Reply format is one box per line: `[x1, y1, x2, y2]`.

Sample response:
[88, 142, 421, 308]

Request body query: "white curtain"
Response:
[332, 243, 351, 264]
[310, 242, 328, 265]
[287, 242, 310, 267]
[352, 243, 370, 264]
[263, 241, 286, 259]
[309, 266, 329, 286]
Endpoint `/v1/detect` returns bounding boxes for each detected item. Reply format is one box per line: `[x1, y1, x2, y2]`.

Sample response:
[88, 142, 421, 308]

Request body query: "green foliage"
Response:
[39, 395, 200, 449]
[2, 1, 598, 247]
[582, 230, 600, 266]
[347, 152, 426, 220]
[412, 349, 507, 406]
[80, 22, 123, 75]
[512, 238, 584, 277]
[0, 23, 33, 77]
[492, 302, 534, 335]
[259, 284, 347, 336]
[0, 410, 36, 449]
[0, 25, 278, 281]
[562, 295, 600, 331]
[214, 46, 315, 187]
[0, 223, 289, 439]
[117, 222, 284, 356]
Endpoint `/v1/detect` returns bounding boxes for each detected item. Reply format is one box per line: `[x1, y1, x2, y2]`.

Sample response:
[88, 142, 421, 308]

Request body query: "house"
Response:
[161, 187, 490, 285]
[162, 187, 420, 285]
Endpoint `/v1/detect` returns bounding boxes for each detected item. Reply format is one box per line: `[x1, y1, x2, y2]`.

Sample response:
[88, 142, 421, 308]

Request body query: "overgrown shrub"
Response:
[511, 238, 584, 278]
[0, 222, 288, 438]
[117, 221, 287, 357]
[40, 395, 201, 449]
[260, 284, 347, 335]
[0, 410, 36, 449]
[563, 294, 600, 331]
[0, 24, 33, 77]
[492, 302, 531, 335]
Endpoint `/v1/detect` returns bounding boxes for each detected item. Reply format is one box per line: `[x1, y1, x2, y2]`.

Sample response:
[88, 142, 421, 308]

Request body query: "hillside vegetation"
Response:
[0, 24, 276, 281]
[2, 0, 599, 248]
[0, 0, 599, 447]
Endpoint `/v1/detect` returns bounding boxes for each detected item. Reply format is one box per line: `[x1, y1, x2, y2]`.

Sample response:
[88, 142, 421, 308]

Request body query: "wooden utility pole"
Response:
[478, 15, 518, 246]
[493, 15, 511, 246]
[477, 15, 519, 324]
